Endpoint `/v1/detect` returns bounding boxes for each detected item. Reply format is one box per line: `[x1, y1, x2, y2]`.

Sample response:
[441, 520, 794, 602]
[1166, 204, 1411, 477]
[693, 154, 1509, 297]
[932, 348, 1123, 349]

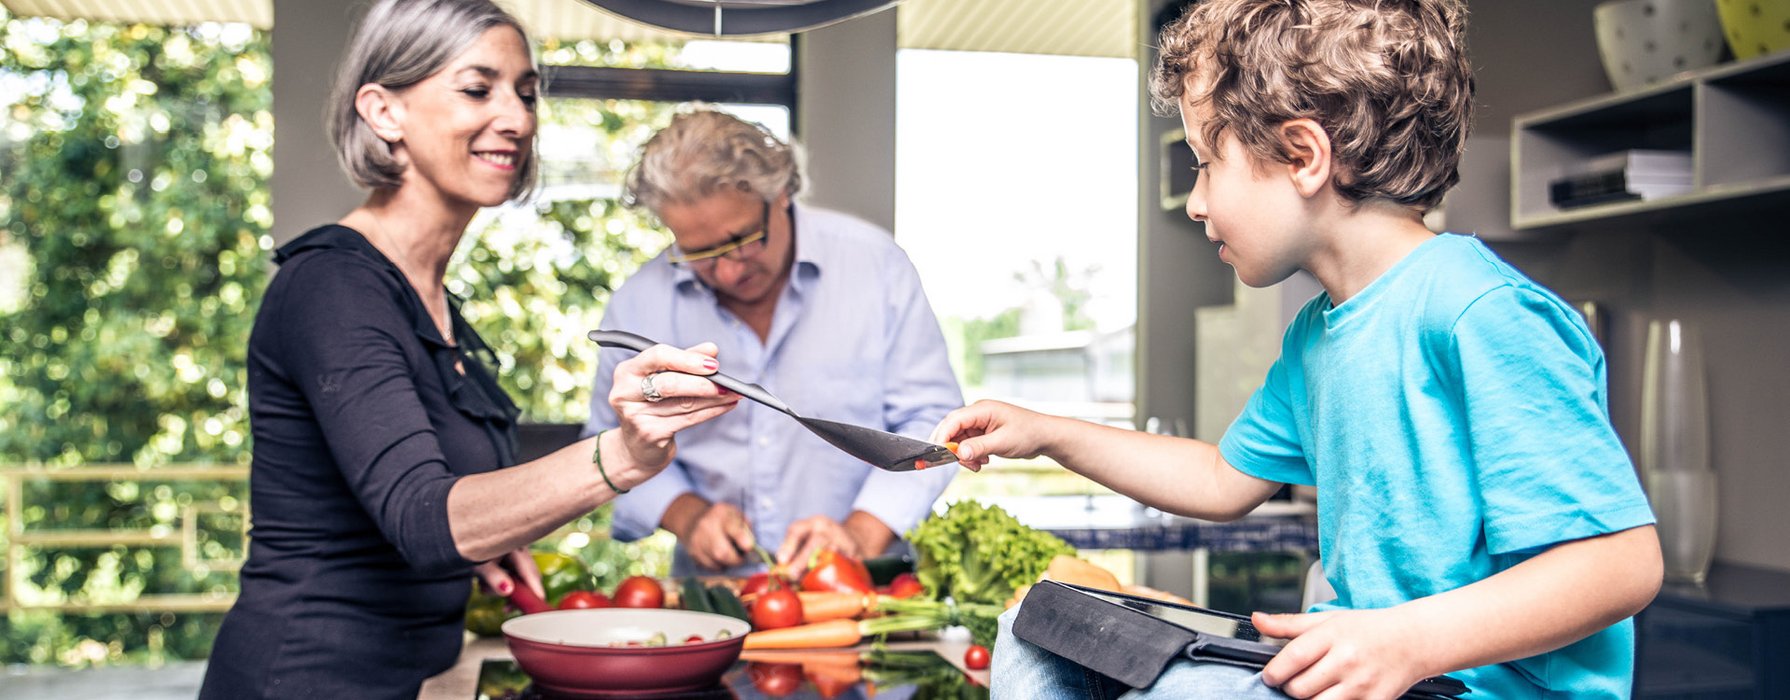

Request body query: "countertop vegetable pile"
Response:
[903, 501, 1078, 647]
[473, 505, 1090, 654]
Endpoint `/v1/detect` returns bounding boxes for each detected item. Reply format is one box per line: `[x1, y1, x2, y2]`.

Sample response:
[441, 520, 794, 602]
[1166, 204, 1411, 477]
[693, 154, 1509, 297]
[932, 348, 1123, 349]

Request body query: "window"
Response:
[449, 35, 796, 576]
[895, 49, 1141, 586]
[453, 37, 794, 422]
[896, 49, 1139, 430]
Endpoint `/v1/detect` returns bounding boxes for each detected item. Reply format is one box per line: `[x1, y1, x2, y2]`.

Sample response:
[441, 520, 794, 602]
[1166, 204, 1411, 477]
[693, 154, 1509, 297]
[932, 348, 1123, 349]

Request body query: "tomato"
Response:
[807, 670, 854, 699]
[557, 589, 611, 610]
[963, 644, 991, 670]
[747, 662, 804, 697]
[886, 572, 924, 599]
[612, 575, 665, 609]
[751, 588, 804, 630]
[800, 550, 873, 594]
[740, 570, 792, 598]
[684, 634, 705, 644]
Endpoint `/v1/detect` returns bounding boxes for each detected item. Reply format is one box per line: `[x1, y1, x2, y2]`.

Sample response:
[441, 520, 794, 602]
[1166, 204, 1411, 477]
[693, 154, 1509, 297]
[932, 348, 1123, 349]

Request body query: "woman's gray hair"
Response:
[327, 0, 538, 200]
[622, 109, 804, 213]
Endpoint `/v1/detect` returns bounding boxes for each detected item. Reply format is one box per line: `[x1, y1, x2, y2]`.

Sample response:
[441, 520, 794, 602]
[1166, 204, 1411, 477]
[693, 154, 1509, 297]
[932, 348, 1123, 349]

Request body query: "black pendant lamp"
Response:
[581, 0, 900, 36]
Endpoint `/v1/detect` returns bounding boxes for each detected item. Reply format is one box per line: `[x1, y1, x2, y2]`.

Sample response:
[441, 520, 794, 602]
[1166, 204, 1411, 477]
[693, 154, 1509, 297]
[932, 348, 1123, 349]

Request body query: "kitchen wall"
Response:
[795, 10, 898, 232]
[1137, 0, 1790, 572]
[270, 0, 366, 246]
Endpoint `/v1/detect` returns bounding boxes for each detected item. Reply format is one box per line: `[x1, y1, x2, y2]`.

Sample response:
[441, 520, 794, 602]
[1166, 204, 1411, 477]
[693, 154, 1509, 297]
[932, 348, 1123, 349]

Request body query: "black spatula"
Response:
[589, 330, 958, 472]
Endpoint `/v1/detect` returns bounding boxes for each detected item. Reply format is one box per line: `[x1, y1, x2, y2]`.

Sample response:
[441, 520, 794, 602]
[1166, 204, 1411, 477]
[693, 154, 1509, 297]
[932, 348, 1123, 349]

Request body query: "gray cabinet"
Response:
[1634, 563, 1790, 699]
[1511, 52, 1790, 234]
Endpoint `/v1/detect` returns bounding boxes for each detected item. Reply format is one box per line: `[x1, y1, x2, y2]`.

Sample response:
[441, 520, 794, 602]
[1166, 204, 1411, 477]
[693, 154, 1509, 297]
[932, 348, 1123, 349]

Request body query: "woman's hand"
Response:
[606, 341, 739, 478]
[473, 548, 544, 600]
[1253, 607, 1439, 699]
[928, 399, 1055, 472]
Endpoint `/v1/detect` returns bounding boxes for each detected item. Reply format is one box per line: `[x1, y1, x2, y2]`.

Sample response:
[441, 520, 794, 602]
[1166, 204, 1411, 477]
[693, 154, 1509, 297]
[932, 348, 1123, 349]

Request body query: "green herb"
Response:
[875, 596, 1005, 648]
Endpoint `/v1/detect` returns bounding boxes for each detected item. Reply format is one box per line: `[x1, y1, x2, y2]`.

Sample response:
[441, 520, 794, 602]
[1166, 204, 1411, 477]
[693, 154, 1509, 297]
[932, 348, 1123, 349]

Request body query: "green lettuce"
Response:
[907, 501, 1077, 608]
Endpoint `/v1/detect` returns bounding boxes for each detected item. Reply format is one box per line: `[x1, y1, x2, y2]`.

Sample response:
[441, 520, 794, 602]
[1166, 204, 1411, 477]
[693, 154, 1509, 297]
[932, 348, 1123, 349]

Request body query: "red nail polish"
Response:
[498, 581, 512, 595]
[702, 358, 719, 371]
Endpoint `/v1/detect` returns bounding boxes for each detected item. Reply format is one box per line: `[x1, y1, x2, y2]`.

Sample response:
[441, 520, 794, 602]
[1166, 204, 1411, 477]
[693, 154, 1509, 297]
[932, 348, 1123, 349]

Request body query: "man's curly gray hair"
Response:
[623, 109, 804, 213]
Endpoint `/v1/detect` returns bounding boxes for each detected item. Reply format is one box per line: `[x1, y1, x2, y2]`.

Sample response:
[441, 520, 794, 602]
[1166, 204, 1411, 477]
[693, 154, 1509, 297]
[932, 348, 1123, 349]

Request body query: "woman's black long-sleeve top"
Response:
[199, 225, 520, 699]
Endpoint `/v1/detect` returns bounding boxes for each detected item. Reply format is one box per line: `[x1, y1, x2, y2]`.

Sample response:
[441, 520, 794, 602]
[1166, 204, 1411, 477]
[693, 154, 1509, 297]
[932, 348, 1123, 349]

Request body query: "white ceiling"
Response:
[4, 0, 273, 31]
[0, 0, 1137, 58]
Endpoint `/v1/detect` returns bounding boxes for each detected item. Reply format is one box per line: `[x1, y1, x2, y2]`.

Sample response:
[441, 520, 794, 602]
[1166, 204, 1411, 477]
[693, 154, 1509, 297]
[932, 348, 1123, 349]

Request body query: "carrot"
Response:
[797, 592, 874, 623]
[742, 606, 955, 649]
[743, 619, 863, 649]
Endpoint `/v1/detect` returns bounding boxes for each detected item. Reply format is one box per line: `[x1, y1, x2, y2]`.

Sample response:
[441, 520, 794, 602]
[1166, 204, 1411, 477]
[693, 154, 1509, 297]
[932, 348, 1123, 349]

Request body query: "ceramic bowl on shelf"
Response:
[1717, 0, 1790, 59]
[1595, 0, 1728, 91]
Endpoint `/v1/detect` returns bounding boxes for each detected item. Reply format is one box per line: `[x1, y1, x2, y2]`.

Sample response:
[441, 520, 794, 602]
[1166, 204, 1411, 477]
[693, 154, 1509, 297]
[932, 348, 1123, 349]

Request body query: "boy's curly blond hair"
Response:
[1150, 0, 1474, 211]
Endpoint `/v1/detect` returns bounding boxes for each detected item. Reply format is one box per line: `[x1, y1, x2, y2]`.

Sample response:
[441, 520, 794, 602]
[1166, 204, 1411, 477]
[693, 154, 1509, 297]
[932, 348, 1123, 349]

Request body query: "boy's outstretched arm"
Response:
[931, 399, 1282, 521]
[1255, 524, 1663, 699]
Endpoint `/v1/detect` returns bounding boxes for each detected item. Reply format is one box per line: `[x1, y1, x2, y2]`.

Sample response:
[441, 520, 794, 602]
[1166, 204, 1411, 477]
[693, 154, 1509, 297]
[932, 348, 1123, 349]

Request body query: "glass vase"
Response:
[1646, 469, 1719, 585]
[1639, 319, 1717, 584]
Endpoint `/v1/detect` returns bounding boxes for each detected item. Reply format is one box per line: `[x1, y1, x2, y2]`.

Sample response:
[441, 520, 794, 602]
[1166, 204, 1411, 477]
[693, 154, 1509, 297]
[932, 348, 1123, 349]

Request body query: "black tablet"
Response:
[1073, 584, 1287, 647]
[1013, 580, 1469, 698]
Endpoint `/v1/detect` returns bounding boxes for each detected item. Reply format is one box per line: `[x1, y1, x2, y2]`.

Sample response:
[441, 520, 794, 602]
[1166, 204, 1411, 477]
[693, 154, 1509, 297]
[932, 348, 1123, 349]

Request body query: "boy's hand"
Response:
[928, 399, 1051, 472]
[1253, 608, 1437, 699]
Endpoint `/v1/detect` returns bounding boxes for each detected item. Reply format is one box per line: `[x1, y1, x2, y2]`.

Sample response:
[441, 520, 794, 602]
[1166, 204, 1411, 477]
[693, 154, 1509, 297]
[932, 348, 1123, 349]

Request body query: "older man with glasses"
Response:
[584, 109, 962, 578]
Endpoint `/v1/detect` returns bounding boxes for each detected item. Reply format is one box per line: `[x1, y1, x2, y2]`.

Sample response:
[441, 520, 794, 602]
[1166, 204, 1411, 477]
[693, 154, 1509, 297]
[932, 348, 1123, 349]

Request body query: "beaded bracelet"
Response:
[592, 430, 629, 494]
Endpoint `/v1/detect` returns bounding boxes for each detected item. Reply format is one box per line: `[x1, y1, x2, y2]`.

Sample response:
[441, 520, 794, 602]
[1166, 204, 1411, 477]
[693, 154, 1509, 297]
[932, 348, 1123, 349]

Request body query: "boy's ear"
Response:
[355, 84, 405, 144]
[1278, 119, 1332, 198]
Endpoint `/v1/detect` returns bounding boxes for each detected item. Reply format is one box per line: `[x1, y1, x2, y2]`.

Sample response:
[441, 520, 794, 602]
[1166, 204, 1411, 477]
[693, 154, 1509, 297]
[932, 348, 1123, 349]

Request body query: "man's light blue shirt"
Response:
[1221, 234, 1655, 698]
[585, 204, 962, 576]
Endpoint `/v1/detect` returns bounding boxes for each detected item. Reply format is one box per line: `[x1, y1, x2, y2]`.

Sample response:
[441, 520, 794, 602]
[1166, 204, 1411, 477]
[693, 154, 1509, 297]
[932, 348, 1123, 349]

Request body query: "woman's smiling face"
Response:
[390, 25, 537, 208]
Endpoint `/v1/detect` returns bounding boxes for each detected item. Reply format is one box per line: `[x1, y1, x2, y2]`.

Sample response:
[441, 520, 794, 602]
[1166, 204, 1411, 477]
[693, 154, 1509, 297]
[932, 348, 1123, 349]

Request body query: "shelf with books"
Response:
[1511, 50, 1790, 234]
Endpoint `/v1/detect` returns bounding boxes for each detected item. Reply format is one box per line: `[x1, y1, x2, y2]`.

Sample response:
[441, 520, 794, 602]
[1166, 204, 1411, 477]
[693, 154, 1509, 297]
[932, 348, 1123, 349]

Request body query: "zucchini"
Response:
[707, 584, 750, 623]
[680, 578, 713, 614]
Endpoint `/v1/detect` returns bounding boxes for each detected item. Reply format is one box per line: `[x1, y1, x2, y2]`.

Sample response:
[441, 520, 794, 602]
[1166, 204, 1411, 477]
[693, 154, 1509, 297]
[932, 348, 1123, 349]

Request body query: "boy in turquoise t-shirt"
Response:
[932, 0, 1662, 697]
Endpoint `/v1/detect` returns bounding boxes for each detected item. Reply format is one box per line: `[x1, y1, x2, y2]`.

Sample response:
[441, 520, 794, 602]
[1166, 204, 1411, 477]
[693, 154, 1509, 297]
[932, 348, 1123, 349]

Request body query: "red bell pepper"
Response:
[800, 549, 874, 594]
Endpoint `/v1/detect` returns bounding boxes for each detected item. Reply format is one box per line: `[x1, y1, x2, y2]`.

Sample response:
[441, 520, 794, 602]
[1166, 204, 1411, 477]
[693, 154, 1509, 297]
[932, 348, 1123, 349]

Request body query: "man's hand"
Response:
[777, 515, 858, 576]
[777, 511, 894, 576]
[678, 501, 757, 571]
[1253, 608, 1438, 700]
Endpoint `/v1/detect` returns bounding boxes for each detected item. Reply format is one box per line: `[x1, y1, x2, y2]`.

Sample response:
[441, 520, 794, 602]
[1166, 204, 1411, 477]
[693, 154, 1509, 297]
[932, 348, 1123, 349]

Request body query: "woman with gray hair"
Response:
[199, 2, 737, 697]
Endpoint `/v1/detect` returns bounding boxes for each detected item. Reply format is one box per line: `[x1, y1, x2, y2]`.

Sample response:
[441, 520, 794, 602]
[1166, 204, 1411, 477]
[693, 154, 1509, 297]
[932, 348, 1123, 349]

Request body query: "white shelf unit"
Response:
[1512, 51, 1790, 234]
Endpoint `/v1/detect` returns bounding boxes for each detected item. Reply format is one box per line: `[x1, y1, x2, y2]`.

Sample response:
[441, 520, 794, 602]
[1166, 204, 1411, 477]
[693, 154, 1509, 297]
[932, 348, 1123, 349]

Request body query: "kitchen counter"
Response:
[420, 632, 991, 699]
[990, 495, 1319, 552]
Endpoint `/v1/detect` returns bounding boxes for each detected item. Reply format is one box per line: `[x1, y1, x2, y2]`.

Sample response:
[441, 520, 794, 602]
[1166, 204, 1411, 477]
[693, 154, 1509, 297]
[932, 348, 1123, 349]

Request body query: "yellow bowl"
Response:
[1717, 0, 1790, 60]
